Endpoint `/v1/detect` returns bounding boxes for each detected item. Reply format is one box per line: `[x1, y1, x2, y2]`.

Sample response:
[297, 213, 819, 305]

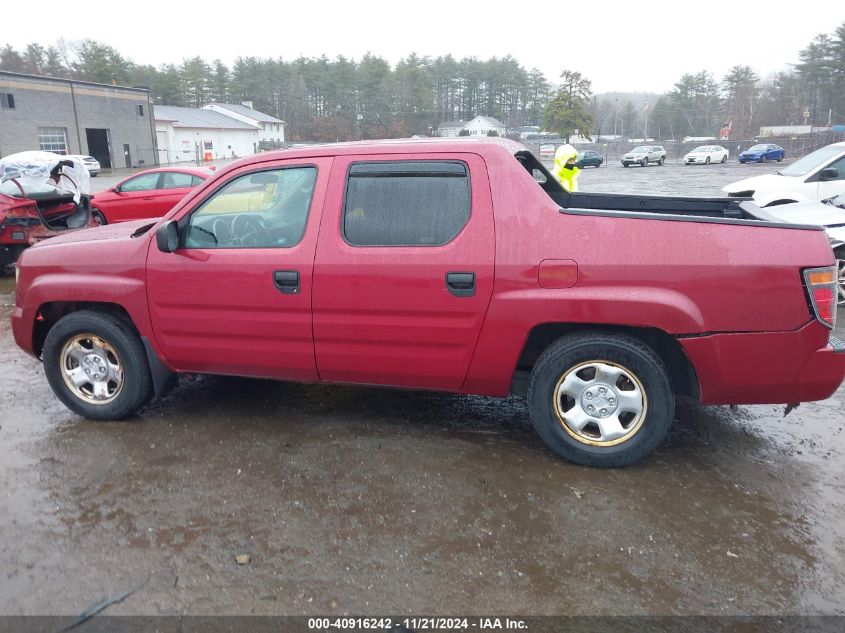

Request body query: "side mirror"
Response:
[820, 168, 840, 181]
[156, 220, 180, 253]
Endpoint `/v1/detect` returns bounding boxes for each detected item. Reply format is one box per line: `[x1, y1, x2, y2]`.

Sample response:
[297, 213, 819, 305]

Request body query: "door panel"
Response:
[157, 171, 198, 215]
[146, 157, 333, 380]
[312, 153, 495, 391]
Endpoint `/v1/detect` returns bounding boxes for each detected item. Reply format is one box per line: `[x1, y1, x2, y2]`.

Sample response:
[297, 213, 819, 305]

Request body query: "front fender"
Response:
[17, 272, 155, 355]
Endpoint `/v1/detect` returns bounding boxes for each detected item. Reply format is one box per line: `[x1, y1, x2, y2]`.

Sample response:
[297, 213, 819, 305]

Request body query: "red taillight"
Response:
[804, 266, 837, 329]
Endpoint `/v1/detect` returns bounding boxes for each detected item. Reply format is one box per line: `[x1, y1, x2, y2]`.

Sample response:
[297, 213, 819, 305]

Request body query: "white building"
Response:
[202, 102, 286, 146]
[436, 120, 467, 137]
[462, 116, 508, 137]
[154, 106, 260, 165]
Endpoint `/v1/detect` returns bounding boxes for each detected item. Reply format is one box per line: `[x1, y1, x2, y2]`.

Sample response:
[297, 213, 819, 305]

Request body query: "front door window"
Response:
[184, 166, 317, 249]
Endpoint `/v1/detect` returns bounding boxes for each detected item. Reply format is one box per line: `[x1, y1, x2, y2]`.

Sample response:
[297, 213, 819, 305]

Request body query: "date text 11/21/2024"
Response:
[307, 617, 528, 630]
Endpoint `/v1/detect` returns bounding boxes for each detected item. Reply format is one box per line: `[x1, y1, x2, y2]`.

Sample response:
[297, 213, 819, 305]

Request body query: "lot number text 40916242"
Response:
[307, 618, 528, 630]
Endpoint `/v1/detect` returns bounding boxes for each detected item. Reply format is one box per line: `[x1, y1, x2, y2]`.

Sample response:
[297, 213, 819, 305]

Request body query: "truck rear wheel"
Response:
[527, 332, 674, 467]
[42, 310, 153, 420]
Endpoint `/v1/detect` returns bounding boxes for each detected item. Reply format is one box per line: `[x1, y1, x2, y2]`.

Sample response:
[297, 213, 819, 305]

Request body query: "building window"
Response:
[38, 127, 68, 154]
[343, 161, 470, 246]
[0, 93, 14, 109]
[203, 141, 213, 150]
[137, 104, 144, 116]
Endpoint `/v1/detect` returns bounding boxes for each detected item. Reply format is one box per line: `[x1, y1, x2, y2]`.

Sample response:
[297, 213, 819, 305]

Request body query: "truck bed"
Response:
[514, 149, 822, 230]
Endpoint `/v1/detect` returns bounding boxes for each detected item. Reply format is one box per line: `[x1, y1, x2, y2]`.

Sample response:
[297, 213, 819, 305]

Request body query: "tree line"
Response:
[589, 22, 845, 142]
[0, 41, 551, 142]
[2, 22, 844, 143]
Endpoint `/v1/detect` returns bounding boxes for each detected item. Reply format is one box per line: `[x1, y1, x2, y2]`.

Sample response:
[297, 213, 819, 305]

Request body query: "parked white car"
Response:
[66, 155, 100, 177]
[722, 141, 845, 207]
[765, 193, 845, 305]
[684, 145, 728, 165]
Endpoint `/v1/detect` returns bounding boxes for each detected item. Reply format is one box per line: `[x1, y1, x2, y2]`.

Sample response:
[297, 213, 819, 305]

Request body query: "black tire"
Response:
[92, 207, 108, 225]
[777, 156, 783, 162]
[761, 154, 768, 163]
[705, 156, 710, 165]
[658, 156, 664, 166]
[42, 310, 153, 420]
[623, 163, 629, 168]
[835, 249, 845, 307]
[527, 332, 674, 467]
[641, 158, 648, 167]
[721, 154, 727, 163]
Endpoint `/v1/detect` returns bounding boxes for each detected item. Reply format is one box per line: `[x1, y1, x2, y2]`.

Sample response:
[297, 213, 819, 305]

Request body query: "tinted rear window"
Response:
[343, 161, 470, 246]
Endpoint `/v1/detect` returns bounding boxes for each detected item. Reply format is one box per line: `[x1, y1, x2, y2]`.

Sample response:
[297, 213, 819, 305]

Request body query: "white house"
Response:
[154, 105, 260, 165]
[436, 121, 467, 137]
[202, 102, 286, 146]
[462, 116, 508, 137]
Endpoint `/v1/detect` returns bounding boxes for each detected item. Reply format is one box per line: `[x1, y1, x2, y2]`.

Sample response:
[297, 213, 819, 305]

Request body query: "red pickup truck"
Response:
[11, 139, 845, 467]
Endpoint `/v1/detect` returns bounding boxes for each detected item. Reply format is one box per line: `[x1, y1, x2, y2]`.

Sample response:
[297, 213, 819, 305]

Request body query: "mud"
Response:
[1, 162, 843, 617]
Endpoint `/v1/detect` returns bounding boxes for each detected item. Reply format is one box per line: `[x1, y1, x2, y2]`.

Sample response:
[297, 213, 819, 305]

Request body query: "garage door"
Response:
[156, 131, 170, 165]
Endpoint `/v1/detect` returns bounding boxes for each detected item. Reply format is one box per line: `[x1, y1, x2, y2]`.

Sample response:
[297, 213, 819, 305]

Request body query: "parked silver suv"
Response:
[621, 145, 667, 168]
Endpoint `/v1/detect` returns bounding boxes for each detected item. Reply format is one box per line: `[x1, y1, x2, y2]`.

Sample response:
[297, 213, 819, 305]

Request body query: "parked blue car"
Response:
[738, 143, 785, 163]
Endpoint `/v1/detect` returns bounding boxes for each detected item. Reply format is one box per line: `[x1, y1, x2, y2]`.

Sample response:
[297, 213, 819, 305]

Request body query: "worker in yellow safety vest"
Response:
[552, 144, 580, 192]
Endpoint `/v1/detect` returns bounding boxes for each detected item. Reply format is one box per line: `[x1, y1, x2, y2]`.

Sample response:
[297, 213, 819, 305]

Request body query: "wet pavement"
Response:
[1, 162, 844, 617]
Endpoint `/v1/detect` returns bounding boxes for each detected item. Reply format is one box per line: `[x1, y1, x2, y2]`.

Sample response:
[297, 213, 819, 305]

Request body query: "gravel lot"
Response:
[1, 158, 843, 619]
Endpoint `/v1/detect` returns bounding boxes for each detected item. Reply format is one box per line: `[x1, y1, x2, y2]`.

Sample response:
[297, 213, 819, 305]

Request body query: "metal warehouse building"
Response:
[0, 71, 157, 170]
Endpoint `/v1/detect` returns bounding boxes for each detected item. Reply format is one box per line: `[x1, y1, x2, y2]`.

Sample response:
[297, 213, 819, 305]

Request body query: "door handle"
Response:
[446, 272, 475, 297]
[273, 270, 300, 294]
[142, 196, 154, 200]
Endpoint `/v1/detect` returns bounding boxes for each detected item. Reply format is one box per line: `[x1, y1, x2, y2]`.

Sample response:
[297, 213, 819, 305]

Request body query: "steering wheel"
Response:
[212, 218, 232, 246]
[231, 214, 271, 247]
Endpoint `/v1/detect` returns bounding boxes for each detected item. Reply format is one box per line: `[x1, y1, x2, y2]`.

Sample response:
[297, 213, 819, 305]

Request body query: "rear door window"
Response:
[343, 161, 470, 246]
[161, 172, 196, 189]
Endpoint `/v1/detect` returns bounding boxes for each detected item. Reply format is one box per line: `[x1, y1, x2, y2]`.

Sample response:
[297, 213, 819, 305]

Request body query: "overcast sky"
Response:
[6, 0, 844, 93]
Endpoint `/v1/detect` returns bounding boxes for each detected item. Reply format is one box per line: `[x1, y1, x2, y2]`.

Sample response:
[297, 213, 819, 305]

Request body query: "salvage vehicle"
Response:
[0, 151, 98, 273]
[621, 145, 666, 167]
[91, 166, 211, 224]
[11, 139, 845, 467]
[724, 142, 845, 206]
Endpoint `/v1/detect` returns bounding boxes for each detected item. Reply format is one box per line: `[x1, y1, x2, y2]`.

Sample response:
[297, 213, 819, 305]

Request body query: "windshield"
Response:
[747, 144, 769, 151]
[827, 193, 845, 208]
[692, 146, 710, 152]
[631, 146, 649, 153]
[780, 145, 845, 177]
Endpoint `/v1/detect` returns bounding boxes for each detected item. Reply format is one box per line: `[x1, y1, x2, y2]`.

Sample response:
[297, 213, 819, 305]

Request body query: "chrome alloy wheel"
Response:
[60, 334, 124, 405]
[553, 361, 648, 447]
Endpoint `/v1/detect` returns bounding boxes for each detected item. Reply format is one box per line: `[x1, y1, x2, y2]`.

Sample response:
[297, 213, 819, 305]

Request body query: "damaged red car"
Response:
[0, 151, 99, 273]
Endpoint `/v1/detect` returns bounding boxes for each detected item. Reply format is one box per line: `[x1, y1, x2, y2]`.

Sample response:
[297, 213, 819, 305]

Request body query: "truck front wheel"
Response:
[527, 332, 674, 467]
[42, 311, 153, 420]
